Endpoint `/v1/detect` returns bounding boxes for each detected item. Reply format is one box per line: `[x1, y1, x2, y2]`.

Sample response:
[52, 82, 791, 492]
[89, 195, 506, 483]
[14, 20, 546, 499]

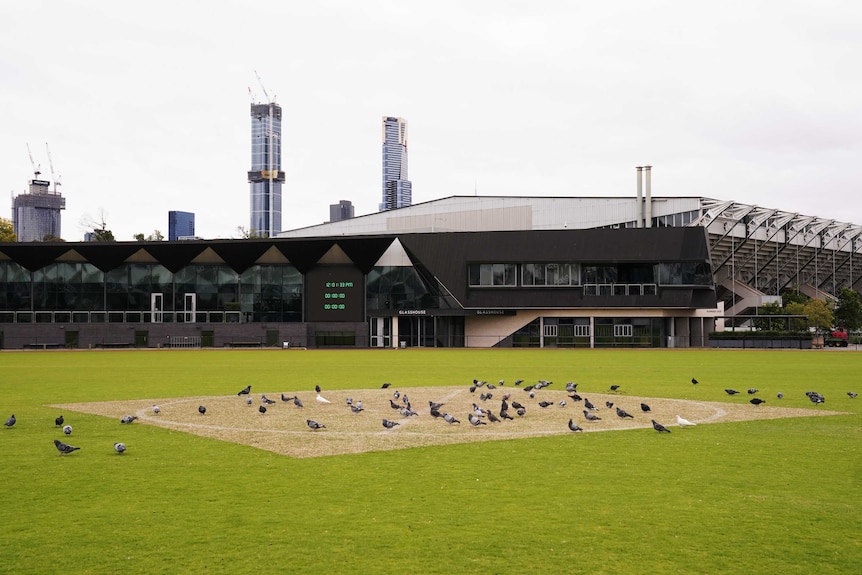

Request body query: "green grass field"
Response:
[1, 348, 860, 574]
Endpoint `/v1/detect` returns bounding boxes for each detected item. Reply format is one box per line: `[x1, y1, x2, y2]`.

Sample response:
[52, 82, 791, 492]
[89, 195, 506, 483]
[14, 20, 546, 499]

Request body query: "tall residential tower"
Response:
[248, 102, 284, 237]
[12, 178, 66, 242]
[380, 116, 411, 211]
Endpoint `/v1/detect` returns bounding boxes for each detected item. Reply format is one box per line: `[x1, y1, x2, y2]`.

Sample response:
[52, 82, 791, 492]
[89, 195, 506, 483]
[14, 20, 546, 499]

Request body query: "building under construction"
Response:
[12, 178, 66, 242]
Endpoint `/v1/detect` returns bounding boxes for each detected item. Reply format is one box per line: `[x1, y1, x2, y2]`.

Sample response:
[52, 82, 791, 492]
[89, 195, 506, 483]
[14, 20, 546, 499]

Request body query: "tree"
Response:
[803, 298, 834, 332]
[753, 301, 784, 331]
[834, 288, 862, 330]
[41, 234, 65, 242]
[81, 210, 115, 242]
[235, 225, 262, 239]
[785, 302, 808, 331]
[781, 290, 808, 307]
[0, 217, 16, 242]
[133, 230, 164, 241]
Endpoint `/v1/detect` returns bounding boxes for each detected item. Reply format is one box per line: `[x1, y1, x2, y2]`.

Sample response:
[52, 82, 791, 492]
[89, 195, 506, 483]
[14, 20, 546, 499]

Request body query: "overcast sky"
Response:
[2, 1, 860, 241]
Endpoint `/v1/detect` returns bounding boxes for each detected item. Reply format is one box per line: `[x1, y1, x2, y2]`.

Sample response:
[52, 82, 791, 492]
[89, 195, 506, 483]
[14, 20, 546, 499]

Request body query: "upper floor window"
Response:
[468, 264, 517, 287]
[522, 263, 581, 286]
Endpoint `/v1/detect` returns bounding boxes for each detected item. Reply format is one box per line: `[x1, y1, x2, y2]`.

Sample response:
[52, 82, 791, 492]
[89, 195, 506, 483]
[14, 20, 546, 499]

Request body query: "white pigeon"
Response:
[246, 396, 253, 405]
[676, 415, 697, 427]
[152, 405, 161, 414]
[315, 393, 331, 404]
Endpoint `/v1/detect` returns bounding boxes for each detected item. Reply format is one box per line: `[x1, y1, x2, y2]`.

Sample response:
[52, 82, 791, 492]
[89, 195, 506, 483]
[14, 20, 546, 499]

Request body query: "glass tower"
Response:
[12, 179, 66, 242]
[380, 116, 412, 211]
[168, 211, 195, 241]
[248, 103, 284, 237]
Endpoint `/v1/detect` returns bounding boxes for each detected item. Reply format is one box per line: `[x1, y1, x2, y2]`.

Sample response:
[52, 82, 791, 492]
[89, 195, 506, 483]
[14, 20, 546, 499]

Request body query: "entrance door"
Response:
[151, 293, 164, 323]
[184, 293, 196, 323]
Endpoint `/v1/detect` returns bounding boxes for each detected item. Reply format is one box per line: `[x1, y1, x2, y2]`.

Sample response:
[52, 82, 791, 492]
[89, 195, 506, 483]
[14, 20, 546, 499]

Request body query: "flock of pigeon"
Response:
[1, 412, 129, 456]
[8, 377, 856, 454]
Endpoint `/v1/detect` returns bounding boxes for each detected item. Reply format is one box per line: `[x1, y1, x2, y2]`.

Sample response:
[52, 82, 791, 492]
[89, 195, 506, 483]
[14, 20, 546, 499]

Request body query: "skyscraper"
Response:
[168, 211, 195, 241]
[329, 200, 355, 223]
[12, 178, 66, 242]
[380, 116, 412, 211]
[248, 102, 284, 237]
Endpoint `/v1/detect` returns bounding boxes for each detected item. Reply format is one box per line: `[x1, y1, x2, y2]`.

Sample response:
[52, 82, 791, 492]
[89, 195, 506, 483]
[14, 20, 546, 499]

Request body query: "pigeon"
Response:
[443, 413, 460, 424]
[676, 415, 696, 427]
[281, 393, 294, 402]
[393, 390, 400, 400]
[62, 425, 72, 435]
[691, 378, 699, 384]
[747, 388, 759, 395]
[640, 403, 651, 412]
[345, 397, 353, 405]
[120, 415, 138, 424]
[382, 419, 400, 429]
[400, 407, 418, 417]
[805, 391, 825, 404]
[114, 442, 126, 454]
[609, 385, 620, 392]
[315, 384, 321, 393]
[152, 405, 161, 414]
[198, 405, 207, 415]
[486, 383, 497, 390]
[615, 407, 634, 419]
[55, 415, 64, 427]
[567, 418, 583, 432]
[259, 405, 267, 414]
[499, 410, 514, 420]
[381, 383, 391, 389]
[5, 414, 16, 428]
[472, 404, 486, 417]
[350, 404, 364, 414]
[569, 394, 583, 402]
[538, 401, 554, 408]
[306, 419, 325, 430]
[389, 399, 402, 410]
[246, 396, 253, 405]
[605, 401, 614, 409]
[651, 419, 671, 433]
[429, 400, 444, 411]
[316, 393, 331, 404]
[261, 395, 276, 405]
[293, 396, 304, 408]
[584, 398, 598, 411]
[402, 394, 410, 404]
[565, 382, 578, 392]
[749, 398, 766, 405]
[237, 385, 251, 396]
[468, 414, 487, 426]
[516, 408, 526, 417]
[776, 392, 783, 399]
[725, 389, 741, 395]
[486, 411, 501, 423]
[848, 392, 858, 399]
[583, 410, 602, 421]
[469, 386, 477, 393]
[559, 400, 567, 407]
[54, 439, 80, 454]
[430, 408, 443, 418]
[514, 379, 524, 386]
[511, 401, 525, 411]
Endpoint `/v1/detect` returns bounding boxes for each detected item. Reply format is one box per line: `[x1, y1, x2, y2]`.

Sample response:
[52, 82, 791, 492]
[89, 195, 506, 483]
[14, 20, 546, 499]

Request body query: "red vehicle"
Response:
[826, 328, 849, 347]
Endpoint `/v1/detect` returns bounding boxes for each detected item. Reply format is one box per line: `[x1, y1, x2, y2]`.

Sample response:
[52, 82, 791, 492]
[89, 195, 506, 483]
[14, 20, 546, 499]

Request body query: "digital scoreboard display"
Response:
[305, 265, 365, 322]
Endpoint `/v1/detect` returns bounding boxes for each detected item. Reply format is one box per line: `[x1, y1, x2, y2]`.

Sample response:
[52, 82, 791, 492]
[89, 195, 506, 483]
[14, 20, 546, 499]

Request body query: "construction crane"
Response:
[46, 142, 62, 193]
[26, 143, 41, 179]
[254, 70, 275, 104]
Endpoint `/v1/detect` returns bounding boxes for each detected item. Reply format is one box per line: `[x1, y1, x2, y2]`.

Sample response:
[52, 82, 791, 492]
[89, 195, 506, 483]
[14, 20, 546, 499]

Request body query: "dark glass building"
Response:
[168, 211, 195, 241]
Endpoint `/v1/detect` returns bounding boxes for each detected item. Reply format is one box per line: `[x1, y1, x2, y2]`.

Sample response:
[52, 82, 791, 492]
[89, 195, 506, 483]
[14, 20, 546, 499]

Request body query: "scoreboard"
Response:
[305, 265, 364, 322]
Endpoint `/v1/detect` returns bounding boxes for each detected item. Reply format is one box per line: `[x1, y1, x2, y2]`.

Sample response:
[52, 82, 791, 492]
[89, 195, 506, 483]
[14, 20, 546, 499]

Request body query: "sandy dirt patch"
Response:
[51, 386, 844, 458]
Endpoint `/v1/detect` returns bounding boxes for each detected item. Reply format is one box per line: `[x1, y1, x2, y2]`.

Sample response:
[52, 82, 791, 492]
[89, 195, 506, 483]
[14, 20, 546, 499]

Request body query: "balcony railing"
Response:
[0, 310, 243, 324]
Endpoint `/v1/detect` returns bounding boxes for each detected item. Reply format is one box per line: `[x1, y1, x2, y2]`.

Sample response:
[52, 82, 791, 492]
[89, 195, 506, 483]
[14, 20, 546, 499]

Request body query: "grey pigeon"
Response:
[615, 407, 634, 419]
[237, 385, 251, 396]
[306, 419, 325, 430]
[120, 415, 138, 424]
[565, 382, 577, 392]
[198, 405, 207, 415]
[382, 419, 399, 429]
[350, 404, 364, 414]
[281, 393, 294, 402]
[640, 403, 651, 412]
[486, 411, 501, 423]
[511, 401, 525, 411]
[609, 385, 620, 392]
[389, 399, 401, 410]
[747, 388, 758, 395]
[848, 392, 857, 399]
[55, 415, 64, 427]
[5, 414, 16, 427]
[152, 405, 161, 414]
[776, 392, 783, 399]
[514, 379, 524, 386]
[725, 389, 740, 395]
[54, 439, 80, 454]
[538, 401, 554, 408]
[516, 407, 526, 417]
[293, 396, 304, 408]
[584, 398, 598, 411]
[393, 390, 400, 399]
[567, 419, 583, 432]
[62, 425, 72, 435]
[443, 413, 460, 424]
[500, 410, 514, 420]
[261, 395, 276, 405]
[468, 414, 487, 426]
[114, 442, 126, 454]
[246, 396, 253, 405]
[583, 410, 602, 421]
[651, 419, 671, 433]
